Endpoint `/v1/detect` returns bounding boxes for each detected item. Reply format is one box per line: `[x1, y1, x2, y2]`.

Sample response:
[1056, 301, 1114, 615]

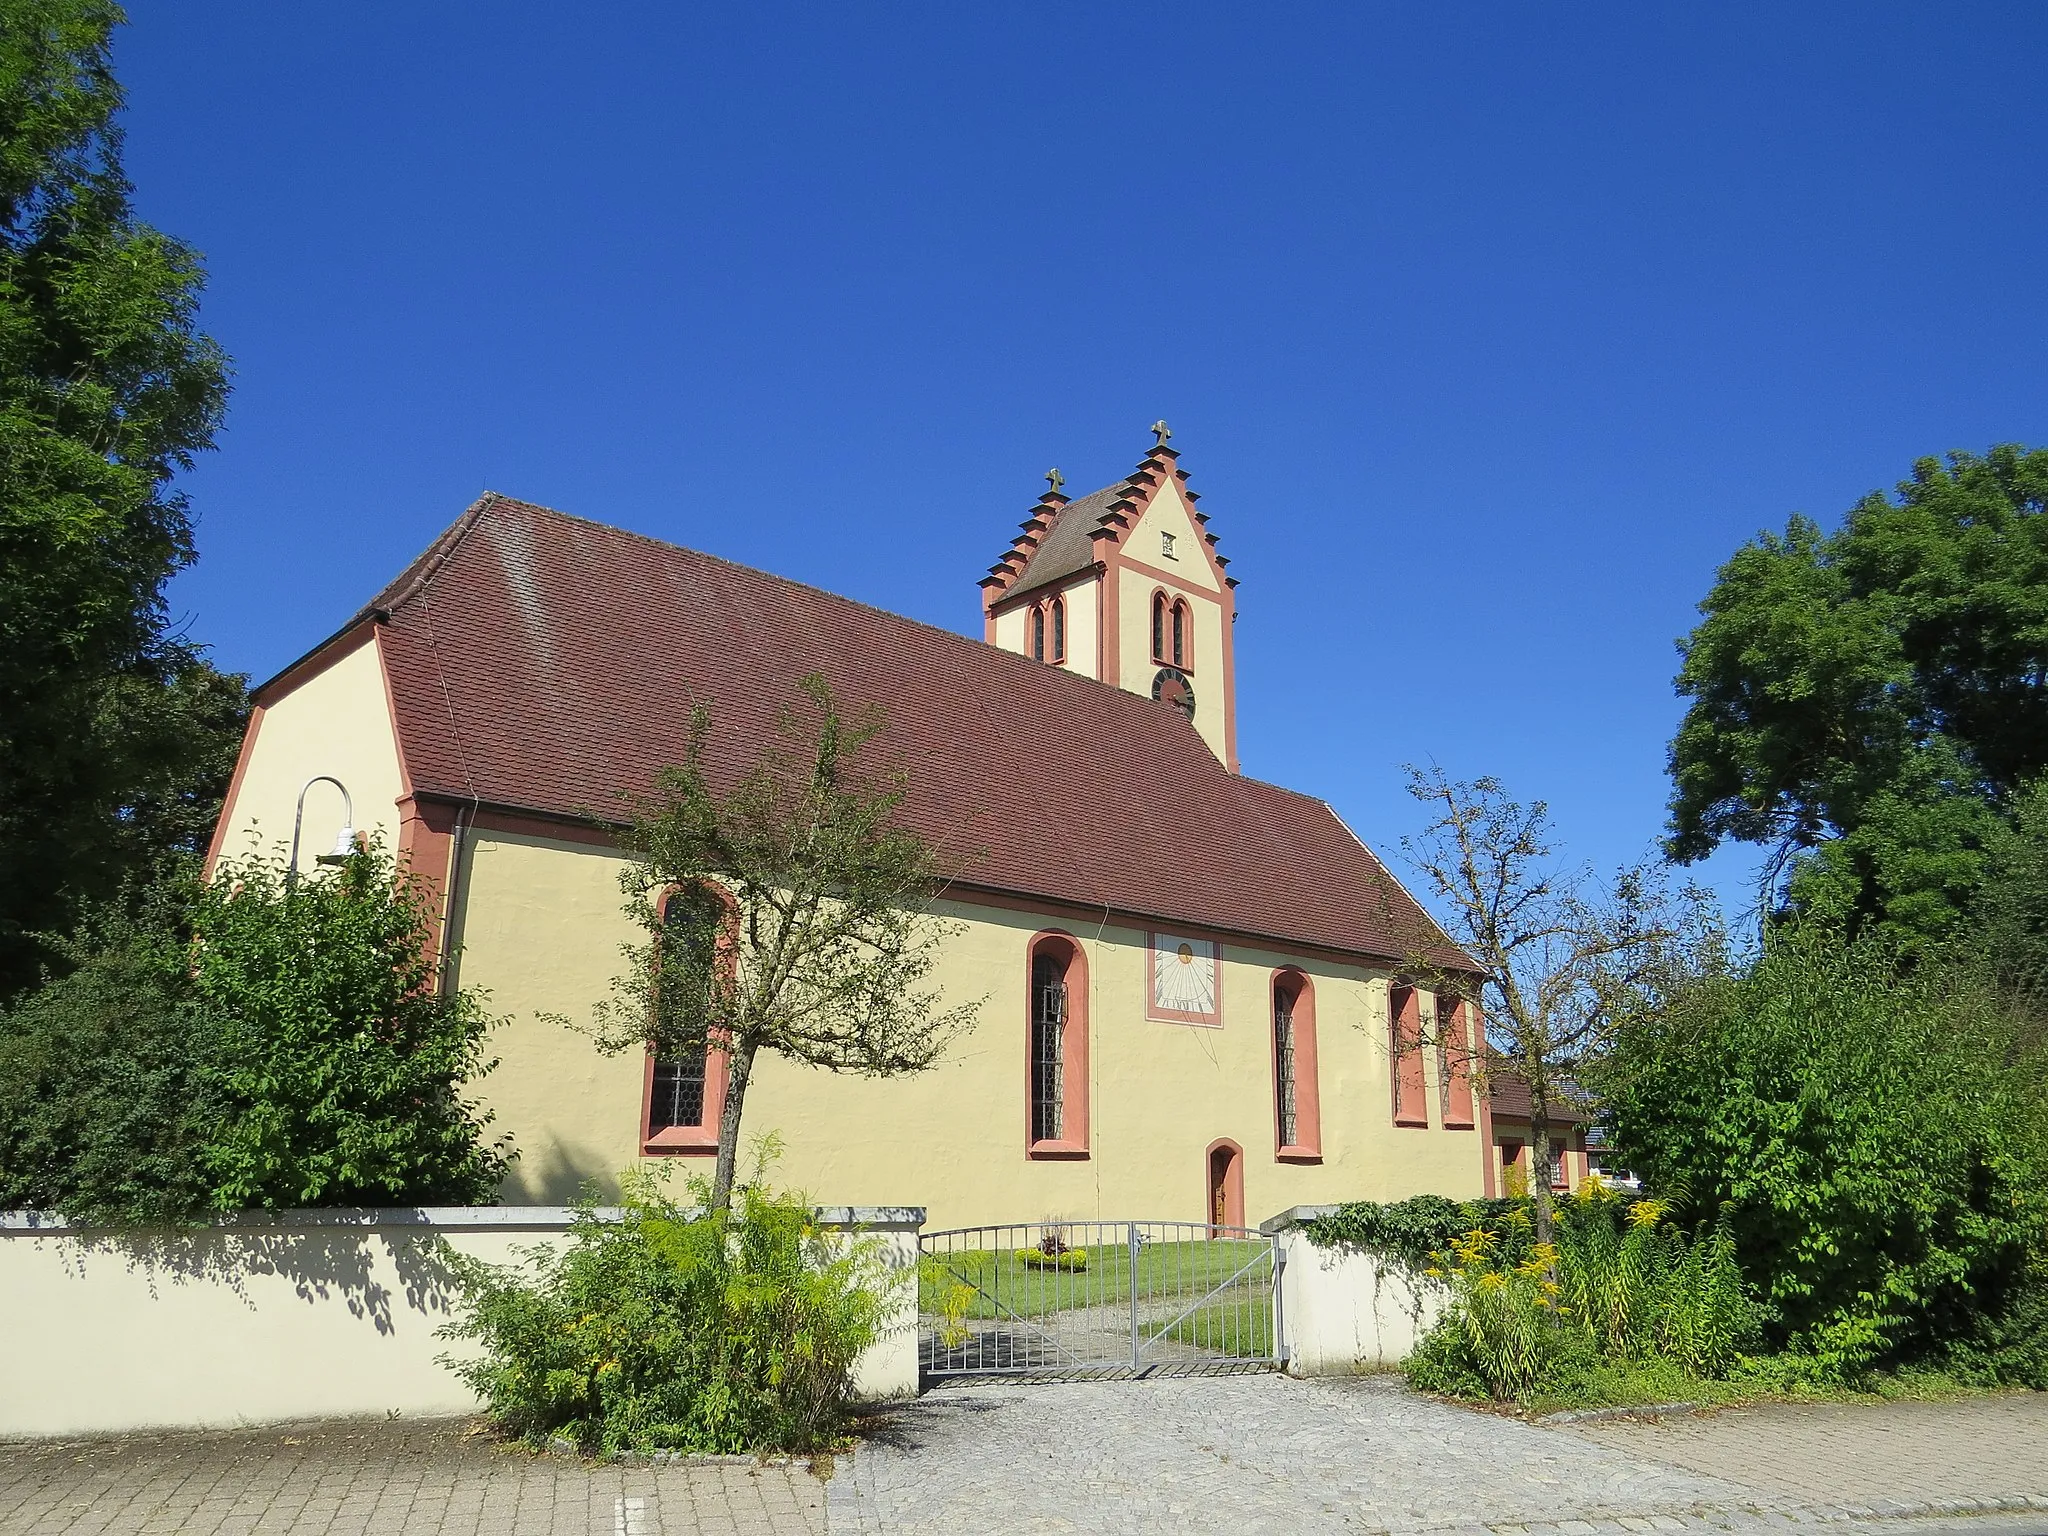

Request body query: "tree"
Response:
[581, 675, 983, 1212]
[0, 0, 244, 1001]
[1396, 766, 1712, 1243]
[1666, 446, 2048, 947]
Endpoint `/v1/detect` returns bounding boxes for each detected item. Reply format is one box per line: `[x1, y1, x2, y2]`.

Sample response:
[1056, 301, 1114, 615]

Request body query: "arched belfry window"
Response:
[1171, 599, 1190, 669]
[644, 883, 733, 1153]
[1151, 591, 1169, 663]
[1049, 595, 1065, 663]
[1030, 603, 1047, 661]
[1025, 932, 1089, 1157]
[1272, 970, 1322, 1160]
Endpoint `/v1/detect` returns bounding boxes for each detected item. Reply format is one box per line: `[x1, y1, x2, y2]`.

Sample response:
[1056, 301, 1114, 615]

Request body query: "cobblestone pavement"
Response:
[829, 1375, 2048, 1535]
[0, 1418, 828, 1535]
[1571, 1393, 2048, 1507]
[8, 1382, 2048, 1535]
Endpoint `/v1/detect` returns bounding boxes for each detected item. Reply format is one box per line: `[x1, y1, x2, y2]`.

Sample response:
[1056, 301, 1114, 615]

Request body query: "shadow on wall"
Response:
[498, 1130, 620, 1205]
[42, 1221, 465, 1336]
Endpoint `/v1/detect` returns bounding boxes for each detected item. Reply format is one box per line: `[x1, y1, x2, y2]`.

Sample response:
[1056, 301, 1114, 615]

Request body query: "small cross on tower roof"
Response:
[1151, 419, 1172, 448]
[1045, 467, 1064, 493]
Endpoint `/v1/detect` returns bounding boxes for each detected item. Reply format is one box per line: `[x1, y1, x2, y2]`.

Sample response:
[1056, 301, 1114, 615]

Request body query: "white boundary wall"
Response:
[1264, 1206, 1446, 1374]
[0, 1205, 922, 1440]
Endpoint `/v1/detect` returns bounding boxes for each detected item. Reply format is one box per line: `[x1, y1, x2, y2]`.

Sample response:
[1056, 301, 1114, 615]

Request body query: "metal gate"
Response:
[918, 1221, 1284, 1379]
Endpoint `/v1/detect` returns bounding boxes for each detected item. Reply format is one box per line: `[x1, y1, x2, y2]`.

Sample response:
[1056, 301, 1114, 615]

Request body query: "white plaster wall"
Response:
[1124, 482, 1220, 592]
[0, 1208, 920, 1439]
[1270, 1212, 1446, 1374]
[215, 634, 407, 874]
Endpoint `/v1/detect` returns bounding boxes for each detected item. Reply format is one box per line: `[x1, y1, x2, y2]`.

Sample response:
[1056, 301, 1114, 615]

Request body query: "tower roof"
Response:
[981, 438, 1234, 607]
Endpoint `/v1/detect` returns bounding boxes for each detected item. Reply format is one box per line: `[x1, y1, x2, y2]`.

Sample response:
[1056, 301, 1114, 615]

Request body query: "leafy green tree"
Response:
[0, 843, 512, 1219]
[1667, 446, 2048, 946]
[580, 675, 983, 1213]
[1971, 778, 2048, 992]
[0, 0, 244, 1000]
[1606, 926, 2048, 1377]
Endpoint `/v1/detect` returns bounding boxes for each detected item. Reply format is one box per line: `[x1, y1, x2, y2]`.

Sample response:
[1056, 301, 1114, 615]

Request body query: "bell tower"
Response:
[980, 424, 1239, 771]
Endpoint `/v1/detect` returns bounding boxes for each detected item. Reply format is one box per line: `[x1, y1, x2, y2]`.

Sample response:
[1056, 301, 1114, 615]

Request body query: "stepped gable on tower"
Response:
[980, 431, 1243, 772]
[292, 491, 1464, 971]
[979, 439, 1234, 607]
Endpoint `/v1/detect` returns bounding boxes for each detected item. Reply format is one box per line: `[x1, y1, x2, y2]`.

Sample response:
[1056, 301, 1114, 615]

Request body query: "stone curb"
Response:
[1387, 1491, 2048, 1536]
[541, 1433, 833, 1469]
[1535, 1402, 1707, 1426]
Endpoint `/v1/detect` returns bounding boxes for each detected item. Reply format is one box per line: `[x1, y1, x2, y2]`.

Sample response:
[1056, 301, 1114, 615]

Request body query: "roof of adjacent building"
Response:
[1486, 1072, 1595, 1125]
[315, 492, 1466, 968]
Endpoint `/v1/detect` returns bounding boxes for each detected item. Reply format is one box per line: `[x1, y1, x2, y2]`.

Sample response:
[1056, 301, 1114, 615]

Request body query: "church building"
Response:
[207, 431, 1490, 1230]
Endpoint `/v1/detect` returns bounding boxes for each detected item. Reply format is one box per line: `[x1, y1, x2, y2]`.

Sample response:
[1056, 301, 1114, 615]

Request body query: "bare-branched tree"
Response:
[1394, 765, 1717, 1242]
[578, 674, 984, 1212]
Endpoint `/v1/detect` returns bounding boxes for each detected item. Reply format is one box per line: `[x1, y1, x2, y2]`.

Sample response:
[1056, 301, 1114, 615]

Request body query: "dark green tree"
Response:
[0, 0, 244, 1000]
[1667, 446, 2048, 946]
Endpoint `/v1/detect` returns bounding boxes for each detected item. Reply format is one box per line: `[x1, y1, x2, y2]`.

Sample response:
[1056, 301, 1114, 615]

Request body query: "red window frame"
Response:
[1272, 969, 1322, 1161]
[1437, 995, 1476, 1129]
[641, 882, 735, 1155]
[1025, 931, 1090, 1158]
[1391, 983, 1429, 1128]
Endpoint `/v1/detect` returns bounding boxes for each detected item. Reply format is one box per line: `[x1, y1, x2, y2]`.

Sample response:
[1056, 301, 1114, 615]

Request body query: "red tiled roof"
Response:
[1486, 1072, 1594, 1125]
[335, 494, 1463, 967]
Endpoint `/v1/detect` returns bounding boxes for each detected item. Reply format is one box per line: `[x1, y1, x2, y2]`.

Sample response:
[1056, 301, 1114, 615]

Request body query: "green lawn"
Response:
[920, 1238, 1271, 1323]
[1160, 1294, 1274, 1357]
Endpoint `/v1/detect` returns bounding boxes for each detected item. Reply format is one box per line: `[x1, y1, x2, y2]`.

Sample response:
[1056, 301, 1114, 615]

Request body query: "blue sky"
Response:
[123, 4, 2048, 920]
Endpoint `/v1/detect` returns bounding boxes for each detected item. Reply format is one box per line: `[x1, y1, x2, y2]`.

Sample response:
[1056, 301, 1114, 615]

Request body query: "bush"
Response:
[197, 844, 510, 1208]
[1606, 925, 2048, 1378]
[441, 1163, 898, 1455]
[1400, 1186, 1757, 1402]
[0, 904, 223, 1224]
[0, 844, 511, 1220]
[1302, 1193, 1522, 1272]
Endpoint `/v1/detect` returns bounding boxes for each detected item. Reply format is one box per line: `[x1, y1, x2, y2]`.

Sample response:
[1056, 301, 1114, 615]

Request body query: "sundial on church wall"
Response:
[1148, 931, 1221, 1027]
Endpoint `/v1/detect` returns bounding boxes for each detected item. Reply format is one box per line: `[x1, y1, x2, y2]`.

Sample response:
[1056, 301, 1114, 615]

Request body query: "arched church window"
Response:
[1171, 599, 1190, 669]
[1273, 970, 1321, 1159]
[1026, 932, 1089, 1156]
[1049, 596, 1065, 662]
[644, 882, 732, 1152]
[1030, 603, 1046, 661]
[1151, 592, 1168, 664]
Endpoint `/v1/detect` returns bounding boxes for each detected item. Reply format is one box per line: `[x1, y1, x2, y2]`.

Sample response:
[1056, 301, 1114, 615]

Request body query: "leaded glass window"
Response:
[649, 890, 714, 1132]
[1274, 986, 1298, 1148]
[1031, 950, 1066, 1142]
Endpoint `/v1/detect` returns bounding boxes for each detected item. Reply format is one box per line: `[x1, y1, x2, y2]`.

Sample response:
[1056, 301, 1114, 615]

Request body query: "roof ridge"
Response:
[354, 492, 500, 624]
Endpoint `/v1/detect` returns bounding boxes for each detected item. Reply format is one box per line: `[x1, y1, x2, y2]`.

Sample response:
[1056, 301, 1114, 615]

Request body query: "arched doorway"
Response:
[1205, 1138, 1244, 1233]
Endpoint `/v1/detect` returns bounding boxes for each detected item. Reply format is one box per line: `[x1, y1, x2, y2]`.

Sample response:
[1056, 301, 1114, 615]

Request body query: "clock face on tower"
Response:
[1151, 666, 1196, 720]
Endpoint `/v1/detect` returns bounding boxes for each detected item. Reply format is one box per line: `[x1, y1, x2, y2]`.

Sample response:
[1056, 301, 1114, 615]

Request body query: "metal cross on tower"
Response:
[1151, 419, 1172, 447]
[1045, 467, 1064, 493]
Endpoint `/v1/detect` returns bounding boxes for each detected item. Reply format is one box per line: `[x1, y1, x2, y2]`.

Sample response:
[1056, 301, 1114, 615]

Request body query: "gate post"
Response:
[823, 1204, 925, 1400]
[1127, 1223, 1141, 1368]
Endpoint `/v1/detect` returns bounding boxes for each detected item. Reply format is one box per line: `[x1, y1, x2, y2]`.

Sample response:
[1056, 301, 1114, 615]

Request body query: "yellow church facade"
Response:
[208, 435, 1490, 1232]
